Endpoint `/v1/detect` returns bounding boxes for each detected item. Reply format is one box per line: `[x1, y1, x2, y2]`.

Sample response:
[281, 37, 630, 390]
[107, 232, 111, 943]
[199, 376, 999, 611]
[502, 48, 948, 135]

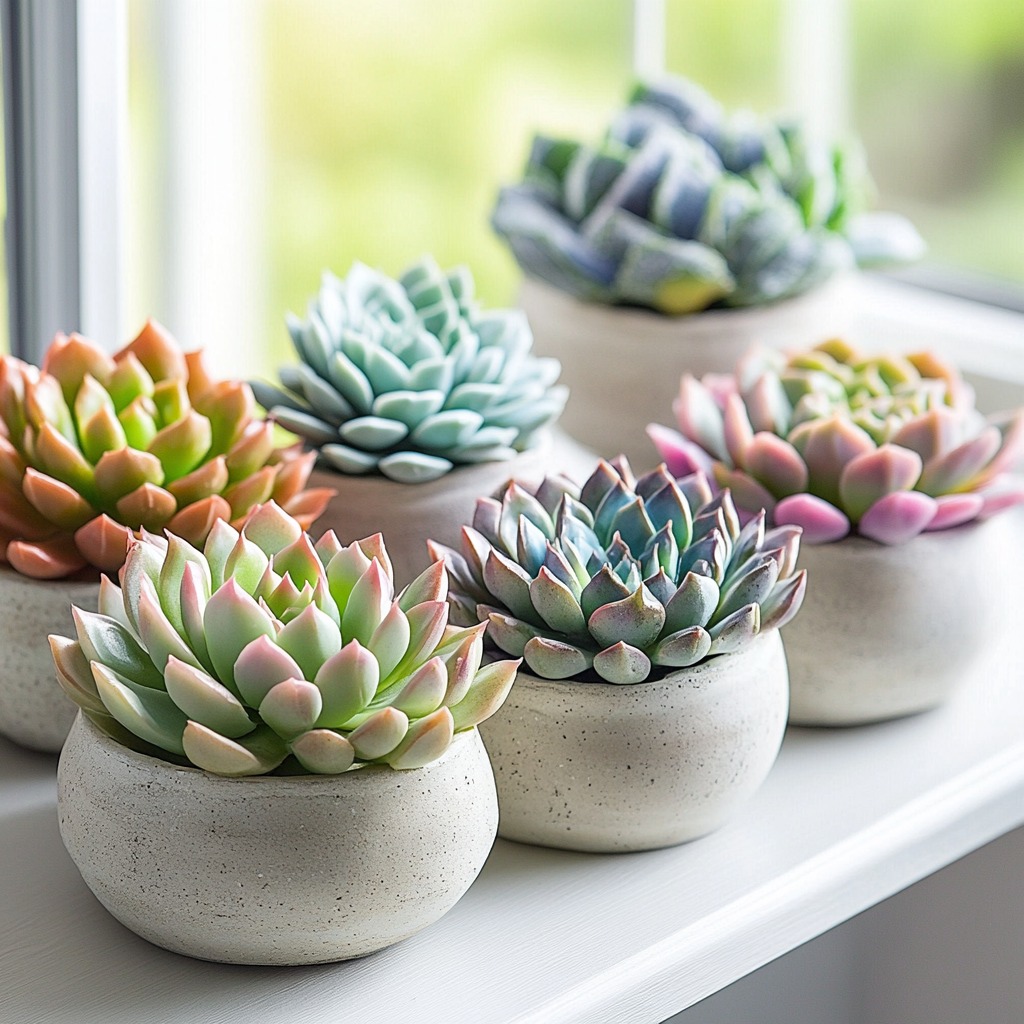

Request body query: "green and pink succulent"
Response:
[50, 502, 520, 776]
[648, 340, 1024, 544]
[430, 457, 806, 685]
[0, 322, 332, 579]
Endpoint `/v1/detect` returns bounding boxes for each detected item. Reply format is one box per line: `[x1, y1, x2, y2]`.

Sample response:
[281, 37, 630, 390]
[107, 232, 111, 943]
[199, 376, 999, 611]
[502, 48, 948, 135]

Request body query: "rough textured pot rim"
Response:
[72, 712, 482, 784]
[519, 272, 854, 337]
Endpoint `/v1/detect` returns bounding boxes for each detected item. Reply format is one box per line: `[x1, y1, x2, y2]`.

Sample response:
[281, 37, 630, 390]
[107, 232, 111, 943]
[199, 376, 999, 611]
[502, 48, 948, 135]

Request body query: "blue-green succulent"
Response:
[493, 75, 924, 314]
[253, 257, 568, 484]
[430, 457, 807, 684]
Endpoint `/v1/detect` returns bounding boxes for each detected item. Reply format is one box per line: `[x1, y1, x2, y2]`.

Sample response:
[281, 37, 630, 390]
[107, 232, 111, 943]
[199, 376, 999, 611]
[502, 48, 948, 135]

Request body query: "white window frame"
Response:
[1, 0, 125, 362]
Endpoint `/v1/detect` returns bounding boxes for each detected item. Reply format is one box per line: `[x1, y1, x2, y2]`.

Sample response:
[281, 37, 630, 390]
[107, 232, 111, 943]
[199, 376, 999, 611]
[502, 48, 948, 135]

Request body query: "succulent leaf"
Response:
[523, 636, 593, 679]
[164, 657, 255, 739]
[652, 625, 712, 667]
[182, 722, 288, 777]
[259, 678, 324, 739]
[289, 729, 355, 774]
[348, 707, 409, 760]
[386, 708, 456, 770]
[92, 662, 187, 755]
[592, 642, 652, 684]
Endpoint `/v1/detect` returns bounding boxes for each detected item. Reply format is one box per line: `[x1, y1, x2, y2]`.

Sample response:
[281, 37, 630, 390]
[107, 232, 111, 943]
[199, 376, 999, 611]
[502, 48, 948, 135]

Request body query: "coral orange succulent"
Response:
[0, 321, 333, 579]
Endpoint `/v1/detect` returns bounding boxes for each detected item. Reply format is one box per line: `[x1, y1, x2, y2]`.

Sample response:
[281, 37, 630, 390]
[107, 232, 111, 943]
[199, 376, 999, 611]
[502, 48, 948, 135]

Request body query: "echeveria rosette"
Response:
[49, 502, 520, 777]
[649, 340, 1024, 545]
[429, 457, 806, 685]
[253, 257, 568, 484]
[0, 322, 332, 580]
[492, 75, 924, 315]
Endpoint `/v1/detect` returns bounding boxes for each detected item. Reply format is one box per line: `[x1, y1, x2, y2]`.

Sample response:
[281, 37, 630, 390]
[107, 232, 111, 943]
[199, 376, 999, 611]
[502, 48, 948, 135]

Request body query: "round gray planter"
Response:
[0, 566, 99, 753]
[308, 429, 596, 582]
[520, 274, 856, 472]
[784, 514, 1015, 726]
[479, 630, 789, 853]
[58, 714, 499, 965]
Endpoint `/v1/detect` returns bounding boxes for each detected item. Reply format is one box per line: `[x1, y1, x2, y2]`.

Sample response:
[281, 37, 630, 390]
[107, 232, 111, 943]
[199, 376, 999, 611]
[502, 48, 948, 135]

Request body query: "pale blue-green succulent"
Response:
[493, 76, 924, 314]
[430, 457, 807, 684]
[51, 502, 520, 776]
[253, 257, 568, 484]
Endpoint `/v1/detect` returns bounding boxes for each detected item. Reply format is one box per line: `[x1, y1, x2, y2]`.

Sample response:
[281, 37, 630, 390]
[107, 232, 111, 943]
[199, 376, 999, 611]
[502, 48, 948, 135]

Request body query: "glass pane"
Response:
[127, 0, 632, 374]
[664, 0, 785, 108]
[851, 0, 1024, 285]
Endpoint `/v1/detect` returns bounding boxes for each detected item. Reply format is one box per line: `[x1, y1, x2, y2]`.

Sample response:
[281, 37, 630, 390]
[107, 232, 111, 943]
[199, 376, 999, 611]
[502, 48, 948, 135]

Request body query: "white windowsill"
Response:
[2, 282, 1023, 1024]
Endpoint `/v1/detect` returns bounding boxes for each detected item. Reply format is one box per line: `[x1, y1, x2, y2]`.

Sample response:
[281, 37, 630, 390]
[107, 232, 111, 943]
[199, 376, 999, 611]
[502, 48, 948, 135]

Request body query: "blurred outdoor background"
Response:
[30, 0, 1024, 369]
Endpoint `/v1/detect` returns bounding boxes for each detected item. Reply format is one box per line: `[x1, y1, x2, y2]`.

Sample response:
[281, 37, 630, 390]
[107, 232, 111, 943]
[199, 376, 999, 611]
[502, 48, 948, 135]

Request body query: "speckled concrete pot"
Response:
[308, 428, 597, 582]
[479, 630, 789, 853]
[520, 274, 856, 472]
[0, 566, 99, 753]
[784, 515, 1015, 726]
[58, 714, 499, 965]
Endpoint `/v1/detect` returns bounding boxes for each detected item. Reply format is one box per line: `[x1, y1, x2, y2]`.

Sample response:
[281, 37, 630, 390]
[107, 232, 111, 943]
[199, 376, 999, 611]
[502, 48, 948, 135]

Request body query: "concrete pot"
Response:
[0, 566, 99, 753]
[308, 429, 596, 582]
[784, 515, 1015, 726]
[520, 274, 856, 472]
[479, 630, 789, 853]
[58, 714, 499, 965]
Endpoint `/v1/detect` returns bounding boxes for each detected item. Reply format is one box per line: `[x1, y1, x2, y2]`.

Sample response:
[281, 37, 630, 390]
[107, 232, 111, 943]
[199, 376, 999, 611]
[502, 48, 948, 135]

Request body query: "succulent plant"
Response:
[648, 339, 1024, 545]
[492, 75, 924, 314]
[429, 457, 806, 685]
[0, 322, 332, 580]
[252, 256, 568, 484]
[50, 502, 520, 776]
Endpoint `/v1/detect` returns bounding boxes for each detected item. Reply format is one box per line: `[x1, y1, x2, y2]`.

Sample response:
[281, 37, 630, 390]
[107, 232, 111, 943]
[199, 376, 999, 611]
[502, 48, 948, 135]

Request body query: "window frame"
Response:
[0, 0, 125, 363]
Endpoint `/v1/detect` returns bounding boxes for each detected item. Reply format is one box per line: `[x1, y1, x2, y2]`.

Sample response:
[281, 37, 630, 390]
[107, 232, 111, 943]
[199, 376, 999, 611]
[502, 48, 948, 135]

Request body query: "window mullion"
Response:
[781, 0, 850, 138]
[1, 0, 80, 362]
[77, 0, 128, 346]
[632, 0, 666, 81]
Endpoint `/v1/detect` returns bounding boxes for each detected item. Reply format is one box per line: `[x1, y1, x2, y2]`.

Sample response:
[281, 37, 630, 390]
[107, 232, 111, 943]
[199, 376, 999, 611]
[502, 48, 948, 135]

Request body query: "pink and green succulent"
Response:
[50, 502, 520, 776]
[0, 322, 332, 579]
[430, 457, 806, 685]
[648, 340, 1024, 544]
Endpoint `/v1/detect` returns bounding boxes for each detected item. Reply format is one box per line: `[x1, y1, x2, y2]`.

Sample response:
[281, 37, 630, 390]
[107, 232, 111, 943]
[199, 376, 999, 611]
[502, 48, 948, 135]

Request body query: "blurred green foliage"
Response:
[261, 0, 631, 369]
[122, 0, 1023, 370]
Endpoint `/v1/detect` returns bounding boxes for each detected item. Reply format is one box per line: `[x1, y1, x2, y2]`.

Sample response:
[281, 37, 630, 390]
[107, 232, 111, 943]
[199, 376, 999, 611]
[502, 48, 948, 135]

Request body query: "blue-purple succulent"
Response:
[649, 339, 1024, 544]
[51, 502, 520, 776]
[492, 75, 924, 314]
[430, 457, 806, 684]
